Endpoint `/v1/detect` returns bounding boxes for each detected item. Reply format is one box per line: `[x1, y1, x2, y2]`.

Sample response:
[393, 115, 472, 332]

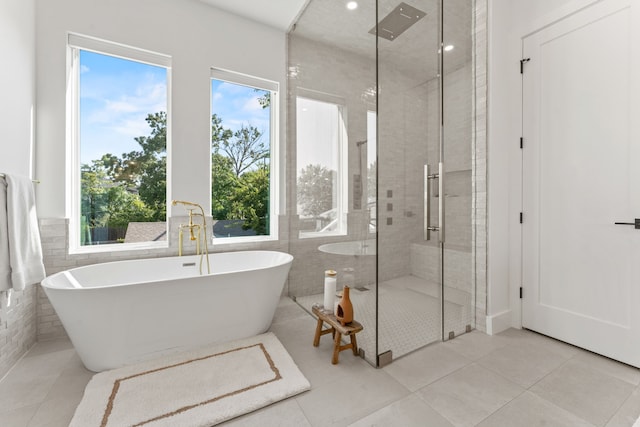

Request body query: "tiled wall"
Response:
[473, 0, 488, 332]
[0, 286, 36, 379]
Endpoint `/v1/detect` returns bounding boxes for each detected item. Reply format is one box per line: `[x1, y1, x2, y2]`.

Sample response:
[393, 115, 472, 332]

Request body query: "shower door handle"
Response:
[424, 164, 440, 240]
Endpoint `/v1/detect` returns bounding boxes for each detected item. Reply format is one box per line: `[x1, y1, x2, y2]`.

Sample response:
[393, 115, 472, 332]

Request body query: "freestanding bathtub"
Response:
[41, 250, 293, 372]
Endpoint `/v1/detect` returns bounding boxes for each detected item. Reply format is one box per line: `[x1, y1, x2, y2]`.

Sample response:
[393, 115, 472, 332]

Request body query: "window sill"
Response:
[212, 235, 278, 245]
[298, 231, 348, 240]
[68, 240, 168, 255]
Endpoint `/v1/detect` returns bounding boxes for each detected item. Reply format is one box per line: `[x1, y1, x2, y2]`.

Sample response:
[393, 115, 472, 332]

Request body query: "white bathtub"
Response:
[41, 250, 293, 372]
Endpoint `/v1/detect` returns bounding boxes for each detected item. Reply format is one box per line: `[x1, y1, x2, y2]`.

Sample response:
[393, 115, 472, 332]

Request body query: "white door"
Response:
[522, 0, 640, 367]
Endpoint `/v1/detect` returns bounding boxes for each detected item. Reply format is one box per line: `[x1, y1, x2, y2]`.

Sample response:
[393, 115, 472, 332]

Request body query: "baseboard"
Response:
[485, 309, 512, 335]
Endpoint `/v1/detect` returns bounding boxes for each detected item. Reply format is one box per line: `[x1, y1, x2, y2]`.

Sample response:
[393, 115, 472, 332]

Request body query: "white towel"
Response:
[0, 177, 11, 291]
[3, 174, 45, 291]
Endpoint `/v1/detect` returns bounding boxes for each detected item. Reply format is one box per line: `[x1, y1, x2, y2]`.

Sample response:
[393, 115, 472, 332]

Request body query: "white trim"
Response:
[485, 309, 512, 335]
[66, 36, 171, 254]
[210, 69, 280, 241]
[210, 67, 279, 92]
[67, 33, 171, 68]
[295, 92, 349, 239]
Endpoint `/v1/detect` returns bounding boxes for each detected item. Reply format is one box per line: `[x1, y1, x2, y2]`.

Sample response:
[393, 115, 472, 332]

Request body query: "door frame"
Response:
[487, 0, 604, 335]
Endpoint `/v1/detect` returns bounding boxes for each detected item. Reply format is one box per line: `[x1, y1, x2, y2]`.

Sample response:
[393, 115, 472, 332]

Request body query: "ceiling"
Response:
[199, 0, 308, 31]
[292, 0, 472, 81]
[198, 0, 472, 82]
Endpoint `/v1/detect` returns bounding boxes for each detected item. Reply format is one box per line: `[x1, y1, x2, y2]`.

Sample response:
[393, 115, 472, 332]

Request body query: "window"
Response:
[210, 68, 279, 240]
[296, 94, 348, 238]
[67, 34, 171, 251]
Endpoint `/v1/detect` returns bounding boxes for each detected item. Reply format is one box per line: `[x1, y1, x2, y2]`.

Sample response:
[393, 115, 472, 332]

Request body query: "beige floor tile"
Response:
[0, 403, 39, 427]
[348, 394, 455, 427]
[27, 393, 83, 427]
[24, 338, 73, 359]
[443, 330, 509, 361]
[531, 358, 635, 427]
[296, 369, 409, 427]
[417, 363, 524, 427]
[477, 337, 572, 388]
[384, 343, 470, 392]
[221, 399, 312, 427]
[606, 388, 640, 427]
[476, 391, 596, 427]
[572, 350, 640, 386]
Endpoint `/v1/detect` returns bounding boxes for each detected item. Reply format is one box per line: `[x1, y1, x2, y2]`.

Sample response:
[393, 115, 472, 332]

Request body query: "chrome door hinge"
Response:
[520, 137, 524, 149]
[519, 212, 523, 224]
[519, 287, 523, 299]
[520, 58, 531, 74]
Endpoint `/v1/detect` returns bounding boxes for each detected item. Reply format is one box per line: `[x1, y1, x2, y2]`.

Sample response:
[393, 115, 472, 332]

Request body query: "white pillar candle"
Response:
[323, 270, 337, 313]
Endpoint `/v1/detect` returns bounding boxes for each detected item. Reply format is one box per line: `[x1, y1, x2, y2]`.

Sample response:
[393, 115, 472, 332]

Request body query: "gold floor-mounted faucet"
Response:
[172, 200, 211, 275]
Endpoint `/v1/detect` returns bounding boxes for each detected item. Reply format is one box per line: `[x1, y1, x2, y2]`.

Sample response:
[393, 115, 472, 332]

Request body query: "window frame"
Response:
[295, 89, 348, 239]
[209, 67, 280, 244]
[66, 33, 172, 254]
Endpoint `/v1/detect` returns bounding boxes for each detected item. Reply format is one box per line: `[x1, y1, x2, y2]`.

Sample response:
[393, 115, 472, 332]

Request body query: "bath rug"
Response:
[70, 332, 310, 427]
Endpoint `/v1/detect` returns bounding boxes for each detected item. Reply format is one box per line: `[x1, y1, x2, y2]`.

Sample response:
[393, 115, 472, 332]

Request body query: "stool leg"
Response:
[350, 334, 359, 356]
[332, 332, 343, 364]
[313, 318, 323, 347]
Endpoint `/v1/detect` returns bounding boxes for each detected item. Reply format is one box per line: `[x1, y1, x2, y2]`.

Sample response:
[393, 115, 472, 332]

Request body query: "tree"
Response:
[100, 112, 167, 221]
[297, 164, 334, 218]
[81, 161, 110, 228]
[211, 152, 237, 220]
[212, 124, 269, 177]
[211, 114, 271, 236]
[229, 165, 269, 234]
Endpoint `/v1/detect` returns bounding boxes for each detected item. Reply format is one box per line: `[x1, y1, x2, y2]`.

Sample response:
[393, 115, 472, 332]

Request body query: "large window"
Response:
[67, 34, 170, 251]
[296, 95, 347, 237]
[210, 69, 278, 240]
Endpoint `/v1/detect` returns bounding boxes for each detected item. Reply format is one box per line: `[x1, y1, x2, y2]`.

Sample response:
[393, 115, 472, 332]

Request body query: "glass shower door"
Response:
[441, 0, 475, 341]
[376, 0, 444, 364]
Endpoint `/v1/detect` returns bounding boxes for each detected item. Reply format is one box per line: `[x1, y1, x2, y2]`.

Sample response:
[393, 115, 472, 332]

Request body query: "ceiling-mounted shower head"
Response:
[369, 2, 426, 42]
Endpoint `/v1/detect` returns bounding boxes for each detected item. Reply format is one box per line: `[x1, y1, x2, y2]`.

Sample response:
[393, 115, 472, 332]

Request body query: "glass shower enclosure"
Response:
[287, 0, 477, 367]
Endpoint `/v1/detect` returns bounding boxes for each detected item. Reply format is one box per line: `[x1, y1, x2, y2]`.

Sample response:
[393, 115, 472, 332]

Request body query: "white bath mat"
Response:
[70, 332, 310, 427]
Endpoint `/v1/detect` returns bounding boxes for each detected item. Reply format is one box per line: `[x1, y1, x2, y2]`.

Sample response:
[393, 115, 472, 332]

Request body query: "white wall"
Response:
[35, 0, 286, 219]
[0, 0, 36, 178]
[486, 0, 601, 333]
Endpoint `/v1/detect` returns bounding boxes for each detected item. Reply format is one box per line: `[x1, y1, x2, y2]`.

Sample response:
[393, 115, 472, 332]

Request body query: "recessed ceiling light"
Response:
[444, 44, 454, 52]
[347, 1, 358, 10]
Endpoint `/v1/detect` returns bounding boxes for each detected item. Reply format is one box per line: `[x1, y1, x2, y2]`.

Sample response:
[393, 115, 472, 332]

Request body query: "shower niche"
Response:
[287, 0, 479, 367]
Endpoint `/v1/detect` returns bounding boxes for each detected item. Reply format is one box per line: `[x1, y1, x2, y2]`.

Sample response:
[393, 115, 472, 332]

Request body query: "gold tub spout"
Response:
[172, 200, 211, 275]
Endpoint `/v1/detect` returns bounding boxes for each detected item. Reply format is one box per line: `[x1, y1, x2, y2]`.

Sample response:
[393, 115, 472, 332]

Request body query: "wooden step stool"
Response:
[312, 305, 364, 364]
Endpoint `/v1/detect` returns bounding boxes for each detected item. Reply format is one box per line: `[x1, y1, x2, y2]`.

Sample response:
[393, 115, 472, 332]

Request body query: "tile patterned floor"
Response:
[1, 297, 640, 427]
[296, 275, 474, 364]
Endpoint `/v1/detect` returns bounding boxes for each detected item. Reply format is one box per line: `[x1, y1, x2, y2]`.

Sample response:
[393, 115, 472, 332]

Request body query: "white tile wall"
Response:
[0, 286, 36, 379]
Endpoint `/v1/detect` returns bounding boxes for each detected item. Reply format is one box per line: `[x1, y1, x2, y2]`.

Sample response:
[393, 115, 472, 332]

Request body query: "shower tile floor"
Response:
[296, 275, 473, 363]
[2, 297, 640, 426]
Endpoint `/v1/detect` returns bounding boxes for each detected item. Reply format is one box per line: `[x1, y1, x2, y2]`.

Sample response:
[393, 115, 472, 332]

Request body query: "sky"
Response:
[79, 51, 270, 164]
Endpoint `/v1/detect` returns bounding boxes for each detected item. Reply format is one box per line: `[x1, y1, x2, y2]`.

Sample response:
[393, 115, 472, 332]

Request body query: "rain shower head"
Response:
[369, 2, 426, 41]
[356, 140, 368, 146]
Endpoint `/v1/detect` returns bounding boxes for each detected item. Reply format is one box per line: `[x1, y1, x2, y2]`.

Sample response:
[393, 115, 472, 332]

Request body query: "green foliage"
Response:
[254, 88, 271, 109]
[81, 109, 272, 242]
[212, 122, 269, 177]
[97, 112, 167, 221]
[297, 164, 334, 218]
[211, 152, 237, 220]
[80, 161, 154, 233]
[228, 165, 269, 234]
[211, 113, 270, 236]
